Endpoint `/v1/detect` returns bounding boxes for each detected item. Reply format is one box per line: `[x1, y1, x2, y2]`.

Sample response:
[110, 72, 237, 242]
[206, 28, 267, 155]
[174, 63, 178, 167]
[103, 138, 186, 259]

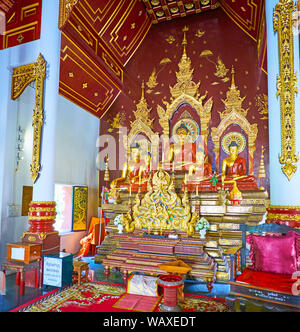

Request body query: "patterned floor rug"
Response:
[10, 281, 229, 312]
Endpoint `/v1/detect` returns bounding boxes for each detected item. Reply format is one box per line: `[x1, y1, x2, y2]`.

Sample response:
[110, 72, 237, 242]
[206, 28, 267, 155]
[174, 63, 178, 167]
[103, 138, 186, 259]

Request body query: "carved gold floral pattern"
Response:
[11, 54, 46, 183]
[273, 0, 298, 180]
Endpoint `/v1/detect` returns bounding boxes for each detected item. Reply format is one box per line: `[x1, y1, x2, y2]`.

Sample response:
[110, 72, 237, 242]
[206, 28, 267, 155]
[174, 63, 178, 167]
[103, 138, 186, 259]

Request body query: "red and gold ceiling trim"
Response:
[0, 0, 42, 50]
[59, 0, 152, 118]
[143, 0, 220, 23]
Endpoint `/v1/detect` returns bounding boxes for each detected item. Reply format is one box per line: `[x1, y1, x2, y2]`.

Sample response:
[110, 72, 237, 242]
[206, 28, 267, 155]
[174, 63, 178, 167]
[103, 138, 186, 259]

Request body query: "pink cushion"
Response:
[247, 231, 299, 275]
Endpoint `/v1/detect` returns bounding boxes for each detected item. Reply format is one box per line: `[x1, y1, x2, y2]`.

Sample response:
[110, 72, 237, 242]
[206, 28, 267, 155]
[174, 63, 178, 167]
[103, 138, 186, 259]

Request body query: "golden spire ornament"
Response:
[104, 154, 110, 183]
[258, 146, 266, 190]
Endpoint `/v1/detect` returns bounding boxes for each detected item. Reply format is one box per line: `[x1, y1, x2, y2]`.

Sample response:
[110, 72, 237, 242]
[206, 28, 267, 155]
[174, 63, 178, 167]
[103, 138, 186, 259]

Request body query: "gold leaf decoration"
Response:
[195, 29, 205, 38]
[255, 94, 268, 120]
[146, 69, 158, 89]
[200, 50, 213, 57]
[273, 0, 298, 181]
[160, 57, 172, 65]
[214, 57, 229, 78]
[166, 35, 175, 44]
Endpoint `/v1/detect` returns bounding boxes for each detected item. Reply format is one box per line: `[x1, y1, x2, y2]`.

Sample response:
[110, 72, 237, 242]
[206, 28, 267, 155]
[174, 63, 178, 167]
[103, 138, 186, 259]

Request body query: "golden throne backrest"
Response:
[124, 120, 159, 167]
[211, 112, 258, 174]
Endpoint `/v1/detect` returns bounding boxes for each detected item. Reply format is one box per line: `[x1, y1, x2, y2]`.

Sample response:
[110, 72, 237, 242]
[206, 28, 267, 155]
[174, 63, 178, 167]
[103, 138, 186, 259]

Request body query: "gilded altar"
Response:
[97, 27, 269, 284]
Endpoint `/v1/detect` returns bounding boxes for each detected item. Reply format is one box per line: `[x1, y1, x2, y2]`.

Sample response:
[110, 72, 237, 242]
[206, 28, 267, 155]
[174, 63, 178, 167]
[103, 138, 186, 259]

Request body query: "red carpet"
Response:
[10, 281, 229, 312]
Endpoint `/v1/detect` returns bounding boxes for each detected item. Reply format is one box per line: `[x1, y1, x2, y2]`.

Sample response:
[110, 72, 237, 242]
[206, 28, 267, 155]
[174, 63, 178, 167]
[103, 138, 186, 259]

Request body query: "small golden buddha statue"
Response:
[168, 123, 196, 171]
[221, 141, 258, 190]
[110, 144, 151, 197]
[188, 151, 212, 180]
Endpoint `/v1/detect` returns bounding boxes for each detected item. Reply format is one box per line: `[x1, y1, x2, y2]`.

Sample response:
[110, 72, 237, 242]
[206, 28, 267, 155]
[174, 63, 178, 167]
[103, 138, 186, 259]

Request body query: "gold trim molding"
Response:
[11, 53, 46, 183]
[273, 0, 299, 180]
[59, 0, 79, 29]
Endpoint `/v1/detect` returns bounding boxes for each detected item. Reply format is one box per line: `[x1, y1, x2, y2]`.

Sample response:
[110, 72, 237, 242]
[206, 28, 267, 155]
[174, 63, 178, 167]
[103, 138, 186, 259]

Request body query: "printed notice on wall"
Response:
[43, 257, 62, 287]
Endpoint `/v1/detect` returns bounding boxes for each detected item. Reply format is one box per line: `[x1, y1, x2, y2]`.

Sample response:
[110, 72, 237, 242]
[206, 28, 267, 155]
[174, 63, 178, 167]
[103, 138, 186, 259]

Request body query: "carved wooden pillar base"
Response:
[266, 206, 300, 229]
[22, 201, 60, 255]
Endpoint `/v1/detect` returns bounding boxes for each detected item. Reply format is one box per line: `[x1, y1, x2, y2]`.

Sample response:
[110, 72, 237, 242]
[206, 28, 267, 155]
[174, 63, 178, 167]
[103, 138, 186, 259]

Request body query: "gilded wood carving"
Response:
[122, 167, 198, 236]
[157, 26, 213, 157]
[273, 0, 298, 180]
[11, 53, 46, 183]
[59, 0, 78, 29]
[211, 67, 258, 174]
[125, 82, 159, 165]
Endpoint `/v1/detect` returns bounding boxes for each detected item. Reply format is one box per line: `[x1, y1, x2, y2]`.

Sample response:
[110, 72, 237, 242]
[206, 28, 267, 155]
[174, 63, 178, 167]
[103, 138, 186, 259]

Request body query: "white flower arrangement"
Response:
[195, 217, 210, 231]
[114, 214, 123, 226]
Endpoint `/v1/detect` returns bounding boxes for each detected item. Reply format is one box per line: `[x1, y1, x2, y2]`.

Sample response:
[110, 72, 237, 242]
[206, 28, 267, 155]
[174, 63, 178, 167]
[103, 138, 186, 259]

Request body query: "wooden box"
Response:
[7, 242, 41, 265]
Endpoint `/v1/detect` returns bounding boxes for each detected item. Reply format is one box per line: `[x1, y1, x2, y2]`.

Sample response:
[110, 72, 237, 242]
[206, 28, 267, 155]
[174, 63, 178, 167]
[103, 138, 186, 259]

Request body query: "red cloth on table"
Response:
[235, 268, 296, 294]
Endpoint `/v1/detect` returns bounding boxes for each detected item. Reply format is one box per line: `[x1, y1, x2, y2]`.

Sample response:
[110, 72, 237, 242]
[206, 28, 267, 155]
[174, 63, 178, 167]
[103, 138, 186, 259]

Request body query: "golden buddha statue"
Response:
[168, 123, 196, 171]
[184, 140, 258, 192]
[188, 151, 212, 179]
[220, 141, 258, 190]
[184, 150, 213, 191]
[110, 143, 151, 196]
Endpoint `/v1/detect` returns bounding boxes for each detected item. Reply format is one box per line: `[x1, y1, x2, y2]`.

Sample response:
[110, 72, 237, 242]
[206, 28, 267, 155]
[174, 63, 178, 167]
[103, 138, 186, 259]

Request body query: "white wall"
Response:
[0, 52, 100, 264]
[55, 95, 100, 253]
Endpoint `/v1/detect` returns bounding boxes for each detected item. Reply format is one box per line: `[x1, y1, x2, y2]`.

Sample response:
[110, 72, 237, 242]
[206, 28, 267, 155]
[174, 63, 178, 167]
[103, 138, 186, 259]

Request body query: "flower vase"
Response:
[117, 224, 124, 234]
[199, 228, 207, 239]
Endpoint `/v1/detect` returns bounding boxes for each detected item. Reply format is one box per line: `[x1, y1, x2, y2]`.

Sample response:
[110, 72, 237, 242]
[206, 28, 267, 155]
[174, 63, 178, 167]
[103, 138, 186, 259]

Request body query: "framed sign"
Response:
[72, 186, 88, 231]
[43, 256, 63, 288]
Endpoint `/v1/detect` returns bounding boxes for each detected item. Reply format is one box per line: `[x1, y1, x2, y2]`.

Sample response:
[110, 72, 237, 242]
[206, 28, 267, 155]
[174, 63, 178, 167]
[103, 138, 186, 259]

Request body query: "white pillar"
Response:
[32, 0, 61, 201]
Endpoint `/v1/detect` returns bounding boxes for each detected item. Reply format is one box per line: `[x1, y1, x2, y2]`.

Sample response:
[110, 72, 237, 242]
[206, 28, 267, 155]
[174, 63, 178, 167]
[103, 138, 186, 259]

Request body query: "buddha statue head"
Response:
[130, 143, 141, 162]
[175, 123, 190, 145]
[228, 141, 239, 158]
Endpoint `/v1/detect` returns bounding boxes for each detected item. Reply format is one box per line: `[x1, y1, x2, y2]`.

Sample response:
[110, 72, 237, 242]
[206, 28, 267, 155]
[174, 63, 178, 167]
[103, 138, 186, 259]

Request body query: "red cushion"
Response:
[236, 269, 296, 294]
[247, 231, 299, 275]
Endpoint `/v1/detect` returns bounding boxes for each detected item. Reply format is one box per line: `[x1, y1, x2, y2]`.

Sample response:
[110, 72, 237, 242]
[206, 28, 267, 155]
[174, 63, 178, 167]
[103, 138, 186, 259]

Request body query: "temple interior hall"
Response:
[0, 0, 300, 315]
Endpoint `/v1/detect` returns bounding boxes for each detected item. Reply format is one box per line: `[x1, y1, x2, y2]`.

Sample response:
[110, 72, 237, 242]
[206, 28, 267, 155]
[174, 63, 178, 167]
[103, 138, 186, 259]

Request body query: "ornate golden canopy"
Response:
[124, 82, 159, 165]
[211, 67, 258, 174]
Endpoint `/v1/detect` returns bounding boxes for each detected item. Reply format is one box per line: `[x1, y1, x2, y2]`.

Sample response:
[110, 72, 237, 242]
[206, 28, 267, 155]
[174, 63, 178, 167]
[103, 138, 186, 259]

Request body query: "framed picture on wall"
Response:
[72, 186, 88, 231]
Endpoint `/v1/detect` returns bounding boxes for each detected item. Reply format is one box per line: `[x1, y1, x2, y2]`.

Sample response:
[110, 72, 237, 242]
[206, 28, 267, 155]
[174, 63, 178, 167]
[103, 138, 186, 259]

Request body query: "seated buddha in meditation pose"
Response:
[167, 123, 196, 171]
[184, 140, 258, 192]
[184, 150, 213, 191]
[110, 143, 151, 197]
[220, 141, 258, 191]
[188, 150, 212, 179]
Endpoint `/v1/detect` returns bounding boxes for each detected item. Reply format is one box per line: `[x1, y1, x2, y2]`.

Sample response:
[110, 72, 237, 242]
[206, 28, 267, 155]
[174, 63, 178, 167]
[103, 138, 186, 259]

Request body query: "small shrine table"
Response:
[157, 274, 184, 312]
[1, 260, 41, 295]
[73, 260, 89, 285]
